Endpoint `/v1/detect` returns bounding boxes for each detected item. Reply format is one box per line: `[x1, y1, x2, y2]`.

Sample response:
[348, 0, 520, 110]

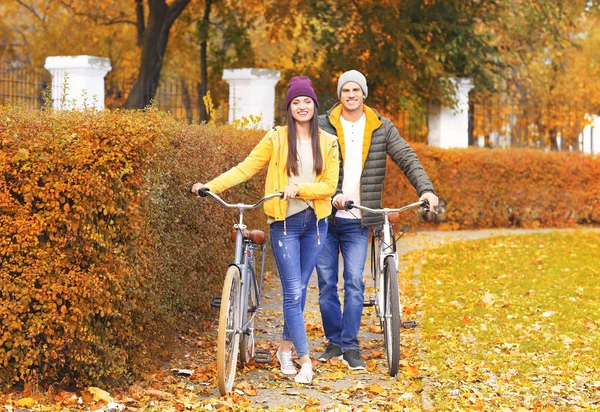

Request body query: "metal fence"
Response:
[2, 66, 592, 149]
[470, 93, 593, 150]
[105, 75, 230, 122]
[0, 67, 226, 122]
[0, 65, 51, 108]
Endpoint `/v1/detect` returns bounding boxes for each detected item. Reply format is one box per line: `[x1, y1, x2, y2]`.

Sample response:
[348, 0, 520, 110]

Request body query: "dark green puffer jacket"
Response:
[319, 103, 435, 227]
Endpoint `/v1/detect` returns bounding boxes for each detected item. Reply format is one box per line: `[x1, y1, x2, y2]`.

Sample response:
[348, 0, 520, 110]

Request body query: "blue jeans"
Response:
[316, 218, 369, 351]
[270, 208, 327, 357]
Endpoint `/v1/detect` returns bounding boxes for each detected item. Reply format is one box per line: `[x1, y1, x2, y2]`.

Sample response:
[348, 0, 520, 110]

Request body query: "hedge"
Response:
[386, 144, 600, 229]
[0, 105, 268, 388]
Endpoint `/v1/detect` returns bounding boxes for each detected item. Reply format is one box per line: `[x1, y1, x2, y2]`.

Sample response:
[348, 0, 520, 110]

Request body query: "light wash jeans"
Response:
[316, 217, 369, 351]
[270, 208, 327, 357]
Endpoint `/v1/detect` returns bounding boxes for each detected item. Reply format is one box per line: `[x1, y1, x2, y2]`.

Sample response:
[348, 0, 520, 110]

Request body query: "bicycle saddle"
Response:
[231, 229, 266, 245]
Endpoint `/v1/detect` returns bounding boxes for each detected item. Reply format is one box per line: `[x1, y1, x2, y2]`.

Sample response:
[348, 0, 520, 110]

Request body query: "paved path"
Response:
[202, 227, 600, 409]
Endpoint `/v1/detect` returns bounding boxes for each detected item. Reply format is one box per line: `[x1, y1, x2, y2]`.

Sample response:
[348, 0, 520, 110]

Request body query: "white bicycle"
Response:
[345, 199, 431, 376]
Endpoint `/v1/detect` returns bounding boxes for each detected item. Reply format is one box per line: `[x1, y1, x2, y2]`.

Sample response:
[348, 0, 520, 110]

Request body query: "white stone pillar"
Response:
[581, 115, 600, 155]
[44, 55, 112, 110]
[428, 78, 474, 148]
[222, 68, 281, 130]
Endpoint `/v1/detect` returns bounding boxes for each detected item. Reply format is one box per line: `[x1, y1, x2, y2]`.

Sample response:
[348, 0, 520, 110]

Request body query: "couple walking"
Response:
[192, 70, 438, 384]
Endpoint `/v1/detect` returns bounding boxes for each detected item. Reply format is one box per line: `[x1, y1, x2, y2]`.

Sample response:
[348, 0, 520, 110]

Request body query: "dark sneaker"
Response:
[342, 349, 366, 370]
[318, 344, 343, 362]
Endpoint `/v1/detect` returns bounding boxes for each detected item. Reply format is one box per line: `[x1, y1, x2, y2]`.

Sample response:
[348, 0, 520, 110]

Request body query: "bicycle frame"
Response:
[346, 199, 428, 376]
[199, 189, 282, 395]
[351, 201, 426, 316]
[203, 190, 281, 329]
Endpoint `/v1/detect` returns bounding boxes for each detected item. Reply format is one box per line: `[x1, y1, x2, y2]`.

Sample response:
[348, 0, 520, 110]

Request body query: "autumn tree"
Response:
[124, 0, 190, 109]
[471, 0, 600, 149]
[261, 0, 502, 120]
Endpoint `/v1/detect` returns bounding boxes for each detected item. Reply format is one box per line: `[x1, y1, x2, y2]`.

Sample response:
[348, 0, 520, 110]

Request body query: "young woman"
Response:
[192, 76, 339, 384]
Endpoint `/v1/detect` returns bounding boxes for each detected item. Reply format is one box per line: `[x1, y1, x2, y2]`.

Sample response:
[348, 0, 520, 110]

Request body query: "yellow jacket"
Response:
[206, 126, 340, 221]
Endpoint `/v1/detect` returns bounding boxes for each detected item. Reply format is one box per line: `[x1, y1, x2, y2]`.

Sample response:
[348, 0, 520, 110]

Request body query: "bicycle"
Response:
[345, 199, 431, 377]
[197, 188, 282, 395]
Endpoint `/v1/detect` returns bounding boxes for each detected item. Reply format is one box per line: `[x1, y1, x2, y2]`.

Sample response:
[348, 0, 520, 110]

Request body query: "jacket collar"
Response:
[326, 103, 382, 168]
[326, 102, 383, 131]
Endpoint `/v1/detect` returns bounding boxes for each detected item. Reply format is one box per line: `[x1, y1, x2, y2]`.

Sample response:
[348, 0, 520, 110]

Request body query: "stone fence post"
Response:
[428, 78, 474, 148]
[44, 55, 112, 110]
[581, 114, 600, 155]
[222, 68, 281, 130]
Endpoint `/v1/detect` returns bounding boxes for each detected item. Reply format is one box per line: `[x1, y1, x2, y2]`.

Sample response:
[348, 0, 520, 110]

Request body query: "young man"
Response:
[315, 70, 439, 369]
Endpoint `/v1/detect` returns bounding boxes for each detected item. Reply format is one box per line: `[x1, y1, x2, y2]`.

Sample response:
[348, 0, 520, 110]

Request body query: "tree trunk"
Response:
[124, 0, 190, 109]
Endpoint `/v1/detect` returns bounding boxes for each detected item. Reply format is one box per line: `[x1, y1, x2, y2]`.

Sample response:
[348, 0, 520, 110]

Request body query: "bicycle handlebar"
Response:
[344, 199, 429, 214]
[195, 187, 284, 210]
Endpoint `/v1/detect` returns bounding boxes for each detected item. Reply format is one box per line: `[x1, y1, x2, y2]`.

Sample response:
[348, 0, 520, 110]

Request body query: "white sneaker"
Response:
[276, 348, 297, 375]
[294, 362, 313, 384]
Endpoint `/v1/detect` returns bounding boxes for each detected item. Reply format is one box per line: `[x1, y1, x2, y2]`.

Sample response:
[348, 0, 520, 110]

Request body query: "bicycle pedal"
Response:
[363, 296, 376, 307]
[401, 321, 418, 329]
[210, 296, 221, 309]
[253, 350, 271, 364]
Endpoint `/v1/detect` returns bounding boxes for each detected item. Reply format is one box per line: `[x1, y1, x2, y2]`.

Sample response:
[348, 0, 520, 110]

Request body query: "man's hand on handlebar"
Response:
[420, 192, 439, 212]
[333, 195, 348, 210]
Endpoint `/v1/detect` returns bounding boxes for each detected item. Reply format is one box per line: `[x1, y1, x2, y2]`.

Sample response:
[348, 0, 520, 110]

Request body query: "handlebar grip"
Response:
[421, 199, 431, 212]
[198, 187, 210, 197]
[344, 200, 354, 210]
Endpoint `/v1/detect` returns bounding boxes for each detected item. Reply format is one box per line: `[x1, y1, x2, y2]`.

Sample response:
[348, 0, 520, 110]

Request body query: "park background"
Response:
[1, 1, 599, 410]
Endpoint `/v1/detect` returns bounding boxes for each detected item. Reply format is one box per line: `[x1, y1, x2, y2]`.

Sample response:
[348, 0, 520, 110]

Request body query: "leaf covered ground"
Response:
[2, 229, 599, 411]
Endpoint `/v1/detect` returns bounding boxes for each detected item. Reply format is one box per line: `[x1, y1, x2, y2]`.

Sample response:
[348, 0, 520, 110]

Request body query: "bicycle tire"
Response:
[383, 256, 401, 377]
[240, 263, 258, 365]
[372, 236, 383, 324]
[217, 266, 241, 395]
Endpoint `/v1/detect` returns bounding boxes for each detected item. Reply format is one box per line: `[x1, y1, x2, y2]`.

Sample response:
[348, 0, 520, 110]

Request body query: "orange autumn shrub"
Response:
[0, 105, 270, 389]
[143, 121, 269, 325]
[0, 106, 175, 387]
[386, 144, 600, 229]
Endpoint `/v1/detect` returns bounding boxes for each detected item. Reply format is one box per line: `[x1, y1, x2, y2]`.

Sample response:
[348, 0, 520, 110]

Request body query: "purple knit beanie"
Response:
[285, 76, 318, 108]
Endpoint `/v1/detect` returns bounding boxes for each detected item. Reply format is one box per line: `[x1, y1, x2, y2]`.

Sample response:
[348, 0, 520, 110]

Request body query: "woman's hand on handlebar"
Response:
[191, 182, 207, 197]
[282, 184, 299, 201]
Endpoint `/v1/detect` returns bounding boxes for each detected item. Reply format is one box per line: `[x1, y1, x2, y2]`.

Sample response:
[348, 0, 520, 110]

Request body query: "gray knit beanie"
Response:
[337, 70, 368, 99]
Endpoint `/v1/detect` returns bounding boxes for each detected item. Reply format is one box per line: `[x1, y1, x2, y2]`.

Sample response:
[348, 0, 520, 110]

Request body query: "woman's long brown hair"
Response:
[285, 106, 323, 176]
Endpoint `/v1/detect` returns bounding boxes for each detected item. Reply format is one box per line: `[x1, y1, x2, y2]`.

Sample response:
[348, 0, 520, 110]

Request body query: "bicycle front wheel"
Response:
[217, 266, 241, 395]
[383, 256, 401, 377]
[240, 264, 258, 365]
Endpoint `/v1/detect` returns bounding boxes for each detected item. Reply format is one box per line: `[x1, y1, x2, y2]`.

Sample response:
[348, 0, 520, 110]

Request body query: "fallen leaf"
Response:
[87, 387, 112, 404]
[481, 292, 496, 306]
[17, 397, 35, 407]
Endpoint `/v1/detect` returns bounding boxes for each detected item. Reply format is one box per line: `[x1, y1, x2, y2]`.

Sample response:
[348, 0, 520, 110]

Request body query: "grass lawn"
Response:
[400, 230, 600, 410]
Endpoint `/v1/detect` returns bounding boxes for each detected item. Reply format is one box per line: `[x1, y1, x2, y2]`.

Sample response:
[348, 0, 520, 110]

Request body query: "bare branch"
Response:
[166, 0, 192, 28]
[54, 0, 138, 26]
[14, 0, 45, 22]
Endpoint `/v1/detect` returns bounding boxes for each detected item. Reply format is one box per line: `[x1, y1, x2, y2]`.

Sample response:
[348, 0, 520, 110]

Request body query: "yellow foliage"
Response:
[202, 91, 218, 125]
[233, 113, 263, 130]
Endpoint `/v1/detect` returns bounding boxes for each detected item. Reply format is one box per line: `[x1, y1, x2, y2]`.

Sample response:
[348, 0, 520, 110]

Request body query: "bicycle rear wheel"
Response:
[240, 264, 258, 365]
[217, 266, 241, 395]
[383, 256, 401, 377]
